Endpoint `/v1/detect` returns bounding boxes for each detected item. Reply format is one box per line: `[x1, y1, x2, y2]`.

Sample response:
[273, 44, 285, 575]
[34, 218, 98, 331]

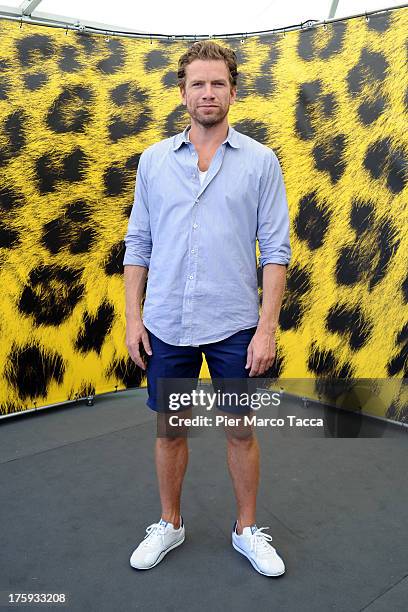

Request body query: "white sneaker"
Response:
[130, 517, 185, 570]
[232, 521, 285, 577]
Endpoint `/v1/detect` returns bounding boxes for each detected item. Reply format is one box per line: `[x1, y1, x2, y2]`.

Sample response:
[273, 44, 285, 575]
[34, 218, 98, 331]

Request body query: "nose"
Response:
[202, 84, 216, 99]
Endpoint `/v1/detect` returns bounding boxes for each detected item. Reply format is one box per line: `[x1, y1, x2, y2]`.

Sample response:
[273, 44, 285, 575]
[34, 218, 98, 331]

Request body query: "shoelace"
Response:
[141, 522, 167, 548]
[249, 527, 276, 555]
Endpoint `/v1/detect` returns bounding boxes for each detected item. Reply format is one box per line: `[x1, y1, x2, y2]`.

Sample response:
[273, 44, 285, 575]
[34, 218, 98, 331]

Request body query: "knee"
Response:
[225, 428, 255, 448]
[156, 436, 187, 450]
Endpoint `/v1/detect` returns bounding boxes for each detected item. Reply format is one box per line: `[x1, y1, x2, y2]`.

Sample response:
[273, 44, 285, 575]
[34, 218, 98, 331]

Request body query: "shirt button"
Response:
[189, 275, 194, 280]
[193, 223, 198, 229]
[191, 249, 195, 253]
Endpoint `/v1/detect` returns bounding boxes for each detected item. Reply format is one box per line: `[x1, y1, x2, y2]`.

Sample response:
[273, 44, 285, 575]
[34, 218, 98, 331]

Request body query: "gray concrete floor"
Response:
[0, 389, 407, 612]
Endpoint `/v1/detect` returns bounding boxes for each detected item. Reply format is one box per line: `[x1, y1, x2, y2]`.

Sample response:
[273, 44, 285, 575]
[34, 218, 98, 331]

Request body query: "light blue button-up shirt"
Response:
[123, 125, 291, 346]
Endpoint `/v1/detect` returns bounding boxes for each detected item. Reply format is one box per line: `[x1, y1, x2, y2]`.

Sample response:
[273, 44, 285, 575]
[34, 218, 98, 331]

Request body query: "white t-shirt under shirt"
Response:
[198, 167, 208, 186]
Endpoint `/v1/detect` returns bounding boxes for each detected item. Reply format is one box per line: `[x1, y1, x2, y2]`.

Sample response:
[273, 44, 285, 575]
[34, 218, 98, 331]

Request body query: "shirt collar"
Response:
[172, 124, 240, 151]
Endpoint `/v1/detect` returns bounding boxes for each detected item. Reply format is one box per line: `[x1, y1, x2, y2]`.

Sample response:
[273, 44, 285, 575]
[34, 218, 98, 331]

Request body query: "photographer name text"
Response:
[168, 415, 323, 427]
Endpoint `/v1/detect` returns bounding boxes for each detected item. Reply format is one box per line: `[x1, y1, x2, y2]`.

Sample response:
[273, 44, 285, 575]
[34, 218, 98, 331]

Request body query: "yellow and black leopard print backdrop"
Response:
[0, 9, 407, 421]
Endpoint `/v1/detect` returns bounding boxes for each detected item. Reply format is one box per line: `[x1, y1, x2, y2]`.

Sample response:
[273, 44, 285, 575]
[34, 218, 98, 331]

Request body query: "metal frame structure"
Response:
[328, 0, 340, 19]
[20, 0, 42, 15]
[0, 1, 407, 39]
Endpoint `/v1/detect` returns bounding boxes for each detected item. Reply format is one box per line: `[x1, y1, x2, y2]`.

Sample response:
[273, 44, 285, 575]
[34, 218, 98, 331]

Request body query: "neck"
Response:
[188, 118, 229, 149]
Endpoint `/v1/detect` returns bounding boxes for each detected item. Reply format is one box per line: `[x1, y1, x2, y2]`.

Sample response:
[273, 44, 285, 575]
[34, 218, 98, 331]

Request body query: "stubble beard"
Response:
[189, 104, 229, 128]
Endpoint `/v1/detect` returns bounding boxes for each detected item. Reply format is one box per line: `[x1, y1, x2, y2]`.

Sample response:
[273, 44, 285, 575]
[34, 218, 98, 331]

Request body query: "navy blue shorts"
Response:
[145, 326, 258, 414]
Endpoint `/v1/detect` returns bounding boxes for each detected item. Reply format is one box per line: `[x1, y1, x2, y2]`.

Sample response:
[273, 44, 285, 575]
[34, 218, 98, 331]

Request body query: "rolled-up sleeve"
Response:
[123, 151, 152, 268]
[257, 150, 291, 267]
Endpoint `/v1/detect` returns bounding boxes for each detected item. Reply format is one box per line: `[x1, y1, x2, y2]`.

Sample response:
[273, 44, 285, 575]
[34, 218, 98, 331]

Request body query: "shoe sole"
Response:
[130, 534, 185, 570]
[232, 540, 285, 577]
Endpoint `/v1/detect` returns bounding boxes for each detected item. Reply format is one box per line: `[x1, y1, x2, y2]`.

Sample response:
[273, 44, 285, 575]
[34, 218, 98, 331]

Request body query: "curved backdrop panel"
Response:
[0, 9, 407, 420]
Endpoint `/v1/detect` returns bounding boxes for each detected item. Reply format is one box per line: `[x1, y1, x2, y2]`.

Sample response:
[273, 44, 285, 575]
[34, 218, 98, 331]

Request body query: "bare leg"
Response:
[155, 413, 189, 529]
[226, 425, 260, 534]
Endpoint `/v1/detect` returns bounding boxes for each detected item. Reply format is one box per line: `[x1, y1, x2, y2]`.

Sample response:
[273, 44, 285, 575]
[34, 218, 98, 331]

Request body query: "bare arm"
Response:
[246, 263, 287, 377]
[258, 263, 287, 334]
[124, 264, 152, 370]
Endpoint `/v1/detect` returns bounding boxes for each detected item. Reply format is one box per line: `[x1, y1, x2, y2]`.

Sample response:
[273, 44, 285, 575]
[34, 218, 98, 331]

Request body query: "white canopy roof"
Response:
[0, 0, 404, 36]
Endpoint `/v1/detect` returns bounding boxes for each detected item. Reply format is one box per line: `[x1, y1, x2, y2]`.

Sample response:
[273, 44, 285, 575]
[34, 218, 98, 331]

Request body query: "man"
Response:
[123, 40, 291, 577]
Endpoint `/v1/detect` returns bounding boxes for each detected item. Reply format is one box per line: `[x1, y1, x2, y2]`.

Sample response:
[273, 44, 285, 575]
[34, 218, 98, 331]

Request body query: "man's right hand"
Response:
[126, 319, 152, 370]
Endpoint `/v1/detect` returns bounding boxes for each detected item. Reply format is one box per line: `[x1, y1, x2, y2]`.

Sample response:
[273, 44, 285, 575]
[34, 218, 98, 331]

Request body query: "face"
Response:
[180, 59, 237, 128]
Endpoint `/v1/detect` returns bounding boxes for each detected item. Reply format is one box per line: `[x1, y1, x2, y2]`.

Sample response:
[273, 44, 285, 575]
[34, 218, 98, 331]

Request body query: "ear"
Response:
[230, 86, 237, 105]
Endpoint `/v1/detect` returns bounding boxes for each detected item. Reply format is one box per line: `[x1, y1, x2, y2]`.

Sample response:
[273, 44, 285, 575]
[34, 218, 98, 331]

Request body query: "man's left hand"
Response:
[245, 328, 276, 377]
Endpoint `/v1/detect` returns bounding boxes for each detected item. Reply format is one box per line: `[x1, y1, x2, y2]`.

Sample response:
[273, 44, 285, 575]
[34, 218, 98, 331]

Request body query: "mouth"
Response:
[199, 105, 218, 108]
